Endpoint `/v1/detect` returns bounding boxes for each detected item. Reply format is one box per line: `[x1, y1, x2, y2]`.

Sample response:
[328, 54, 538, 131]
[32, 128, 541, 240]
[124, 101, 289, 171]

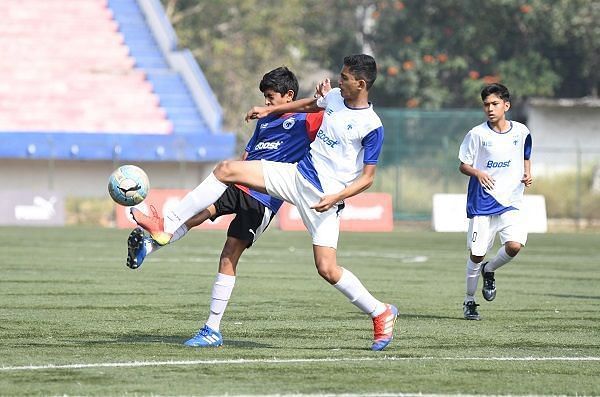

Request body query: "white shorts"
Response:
[261, 159, 343, 249]
[467, 210, 527, 256]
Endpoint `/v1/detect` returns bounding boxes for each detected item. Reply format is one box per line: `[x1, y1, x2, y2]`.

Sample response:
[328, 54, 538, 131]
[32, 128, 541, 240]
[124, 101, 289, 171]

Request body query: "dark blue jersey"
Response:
[237, 112, 322, 213]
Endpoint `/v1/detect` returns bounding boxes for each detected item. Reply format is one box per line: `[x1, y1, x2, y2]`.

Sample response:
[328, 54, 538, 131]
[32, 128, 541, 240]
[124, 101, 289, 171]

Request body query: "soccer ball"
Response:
[108, 165, 149, 206]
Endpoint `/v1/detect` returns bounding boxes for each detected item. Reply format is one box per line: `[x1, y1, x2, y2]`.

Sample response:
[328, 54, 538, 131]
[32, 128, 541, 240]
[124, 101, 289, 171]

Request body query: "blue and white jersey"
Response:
[459, 120, 533, 218]
[239, 112, 321, 213]
[297, 88, 384, 193]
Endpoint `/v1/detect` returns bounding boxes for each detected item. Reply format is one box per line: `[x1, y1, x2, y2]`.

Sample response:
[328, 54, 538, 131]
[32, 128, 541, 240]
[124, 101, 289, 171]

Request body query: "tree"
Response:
[162, 0, 599, 132]
[369, 0, 598, 108]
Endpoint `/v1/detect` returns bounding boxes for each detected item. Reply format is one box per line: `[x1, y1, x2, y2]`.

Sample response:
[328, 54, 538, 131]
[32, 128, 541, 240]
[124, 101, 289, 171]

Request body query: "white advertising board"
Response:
[432, 194, 547, 233]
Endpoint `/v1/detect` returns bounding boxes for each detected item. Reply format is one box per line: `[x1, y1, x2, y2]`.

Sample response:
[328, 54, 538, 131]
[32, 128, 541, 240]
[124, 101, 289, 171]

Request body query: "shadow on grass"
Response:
[538, 293, 600, 301]
[400, 312, 463, 321]
[110, 335, 272, 348]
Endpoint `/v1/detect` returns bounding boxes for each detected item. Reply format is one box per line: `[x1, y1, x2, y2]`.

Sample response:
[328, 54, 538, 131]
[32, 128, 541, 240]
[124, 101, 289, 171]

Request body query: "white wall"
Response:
[526, 99, 600, 174]
[0, 159, 216, 198]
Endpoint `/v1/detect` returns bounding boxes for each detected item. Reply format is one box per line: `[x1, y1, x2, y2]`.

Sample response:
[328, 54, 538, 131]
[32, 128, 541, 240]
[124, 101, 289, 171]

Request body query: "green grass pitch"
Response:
[1, 226, 599, 396]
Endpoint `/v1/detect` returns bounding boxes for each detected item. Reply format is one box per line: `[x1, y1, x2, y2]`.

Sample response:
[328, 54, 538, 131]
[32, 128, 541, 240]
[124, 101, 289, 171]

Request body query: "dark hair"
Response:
[343, 54, 377, 89]
[259, 66, 299, 100]
[481, 83, 510, 102]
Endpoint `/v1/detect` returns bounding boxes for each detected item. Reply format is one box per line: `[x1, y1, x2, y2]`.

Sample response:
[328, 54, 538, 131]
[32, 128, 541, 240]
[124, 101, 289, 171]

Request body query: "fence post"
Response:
[48, 137, 55, 190]
[576, 142, 582, 231]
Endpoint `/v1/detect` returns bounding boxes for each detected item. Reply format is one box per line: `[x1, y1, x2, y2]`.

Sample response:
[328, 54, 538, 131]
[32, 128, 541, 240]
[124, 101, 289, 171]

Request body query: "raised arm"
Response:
[245, 78, 332, 122]
[245, 97, 320, 122]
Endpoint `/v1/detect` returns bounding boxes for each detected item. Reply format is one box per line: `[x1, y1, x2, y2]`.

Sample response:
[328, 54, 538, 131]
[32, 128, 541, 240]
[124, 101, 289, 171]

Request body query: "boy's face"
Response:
[482, 93, 510, 123]
[263, 89, 294, 106]
[338, 65, 364, 99]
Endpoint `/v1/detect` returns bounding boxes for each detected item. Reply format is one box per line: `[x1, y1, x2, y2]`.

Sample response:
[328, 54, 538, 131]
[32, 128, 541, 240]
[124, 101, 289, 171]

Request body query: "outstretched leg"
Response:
[133, 160, 266, 244]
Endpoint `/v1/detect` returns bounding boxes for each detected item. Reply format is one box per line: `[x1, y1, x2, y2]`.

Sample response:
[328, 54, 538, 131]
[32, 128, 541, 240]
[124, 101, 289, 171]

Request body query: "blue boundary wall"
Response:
[0, 132, 234, 162]
[0, 0, 235, 163]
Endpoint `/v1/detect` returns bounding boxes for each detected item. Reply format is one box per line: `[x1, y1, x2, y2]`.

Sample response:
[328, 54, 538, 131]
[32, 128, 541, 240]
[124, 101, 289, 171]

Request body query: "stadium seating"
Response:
[0, 0, 172, 134]
[0, 0, 212, 134]
[0, 0, 234, 162]
[108, 0, 209, 135]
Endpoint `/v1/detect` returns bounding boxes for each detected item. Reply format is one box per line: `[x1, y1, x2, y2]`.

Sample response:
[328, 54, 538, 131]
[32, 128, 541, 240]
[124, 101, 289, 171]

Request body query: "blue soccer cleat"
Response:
[126, 227, 148, 269]
[371, 303, 399, 351]
[184, 325, 223, 347]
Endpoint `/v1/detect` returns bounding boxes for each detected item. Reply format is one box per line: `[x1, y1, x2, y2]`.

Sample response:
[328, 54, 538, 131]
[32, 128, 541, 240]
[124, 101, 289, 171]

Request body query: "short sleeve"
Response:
[524, 133, 532, 160]
[305, 111, 324, 142]
[458, 130, 478, 165]
[316, 87, 340, 109]
[362, 126, 385, 164]
[245, 123, 261, 152]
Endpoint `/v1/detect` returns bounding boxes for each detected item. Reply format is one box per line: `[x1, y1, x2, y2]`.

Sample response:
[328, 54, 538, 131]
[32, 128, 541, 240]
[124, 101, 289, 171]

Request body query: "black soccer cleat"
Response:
[481, 262, 496, 301]
[463, 301, 481, 320]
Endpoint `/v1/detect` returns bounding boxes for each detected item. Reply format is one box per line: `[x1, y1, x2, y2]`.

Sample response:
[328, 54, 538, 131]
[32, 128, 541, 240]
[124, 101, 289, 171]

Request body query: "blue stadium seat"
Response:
[107, 0, 211, 136]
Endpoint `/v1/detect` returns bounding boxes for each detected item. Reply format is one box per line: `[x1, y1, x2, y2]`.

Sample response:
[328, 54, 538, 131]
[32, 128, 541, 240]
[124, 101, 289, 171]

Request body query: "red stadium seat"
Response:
[0, 0, 171, 134]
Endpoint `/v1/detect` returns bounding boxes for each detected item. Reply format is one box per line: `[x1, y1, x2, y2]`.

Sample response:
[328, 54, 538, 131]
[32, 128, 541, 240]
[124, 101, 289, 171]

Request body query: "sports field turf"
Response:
[1, 226, 599, 396]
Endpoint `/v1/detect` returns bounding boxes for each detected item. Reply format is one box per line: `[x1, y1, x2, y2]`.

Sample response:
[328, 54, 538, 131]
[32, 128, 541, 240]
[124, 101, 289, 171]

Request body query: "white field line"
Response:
[1, 356, 599, 372]
[205, 395, 586, 397]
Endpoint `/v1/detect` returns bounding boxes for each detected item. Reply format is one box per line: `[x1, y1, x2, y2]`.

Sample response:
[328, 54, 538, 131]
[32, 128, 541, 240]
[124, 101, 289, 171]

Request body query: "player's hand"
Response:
[245, 106, 270, 122]
[476, 171, 495, 190]
[521, 173, 533, 187]
[310, 194, 339, 213]
[314, 78, 332, 98]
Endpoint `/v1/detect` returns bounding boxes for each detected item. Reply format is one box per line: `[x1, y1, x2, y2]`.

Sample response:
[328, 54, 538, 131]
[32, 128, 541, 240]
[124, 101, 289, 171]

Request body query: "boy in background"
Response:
[458, 83, 533, 320]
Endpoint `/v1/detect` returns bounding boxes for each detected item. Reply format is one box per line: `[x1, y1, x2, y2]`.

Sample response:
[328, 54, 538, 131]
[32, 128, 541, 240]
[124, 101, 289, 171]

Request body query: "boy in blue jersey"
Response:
[127, 67, 323, 344]
[458, 83, 533, 320]
[133, 54, 398, 351]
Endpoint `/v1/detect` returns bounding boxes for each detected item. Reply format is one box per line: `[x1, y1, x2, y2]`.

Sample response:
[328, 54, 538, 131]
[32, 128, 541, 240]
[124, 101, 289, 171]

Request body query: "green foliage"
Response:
[161, 0, 598, 131]
[161, 0, 358, 139]
[370, 0, 597, 108]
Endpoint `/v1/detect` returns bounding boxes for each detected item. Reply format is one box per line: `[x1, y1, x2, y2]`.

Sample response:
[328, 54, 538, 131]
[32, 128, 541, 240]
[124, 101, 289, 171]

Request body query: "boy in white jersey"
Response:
[458, 83, 533, 320]
[133, 54, 398, 351]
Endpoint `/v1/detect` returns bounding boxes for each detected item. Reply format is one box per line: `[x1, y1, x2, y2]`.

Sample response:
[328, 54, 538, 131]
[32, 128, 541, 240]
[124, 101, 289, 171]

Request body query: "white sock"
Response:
[169, 224, 189, 243]
[144, 238, 158, 255]
[143, 224, 188, 256]
[163, 173, 227, 234]
[334, 268, 386, 318]
[205, 273, 236, 332]
[485, 246, 513, 272]
[465, 258, 482, 301]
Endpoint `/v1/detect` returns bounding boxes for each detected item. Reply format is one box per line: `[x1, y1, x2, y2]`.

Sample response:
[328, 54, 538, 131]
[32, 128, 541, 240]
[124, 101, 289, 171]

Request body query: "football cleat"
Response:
[126, 227, 148, 269]
[184, 325, 223, 347]
[463, 300, 481, 320]
[130, 206, 172, 246]
[481, 262, 496, 301]
[371, 303, 398, 351]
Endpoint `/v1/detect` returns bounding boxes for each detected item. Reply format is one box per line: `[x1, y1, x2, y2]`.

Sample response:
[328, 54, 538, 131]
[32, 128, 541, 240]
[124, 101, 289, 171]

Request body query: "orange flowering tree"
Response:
[164, 0, 598, 122]
[368, 0, 597, 108]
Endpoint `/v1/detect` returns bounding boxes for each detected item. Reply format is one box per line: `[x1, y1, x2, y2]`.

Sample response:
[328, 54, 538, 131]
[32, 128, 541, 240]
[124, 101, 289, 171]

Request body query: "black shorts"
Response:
[210, 185, 275, 247]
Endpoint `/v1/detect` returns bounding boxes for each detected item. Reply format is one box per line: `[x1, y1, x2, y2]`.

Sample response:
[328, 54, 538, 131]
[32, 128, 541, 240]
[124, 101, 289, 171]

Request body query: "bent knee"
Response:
[315, 263, 339, 284]
[214, 160, 237, 183]
[505, 241, 522, 257]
